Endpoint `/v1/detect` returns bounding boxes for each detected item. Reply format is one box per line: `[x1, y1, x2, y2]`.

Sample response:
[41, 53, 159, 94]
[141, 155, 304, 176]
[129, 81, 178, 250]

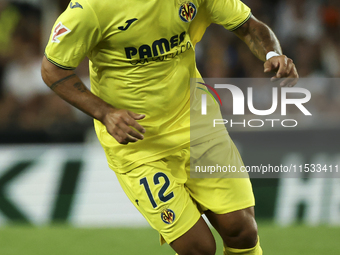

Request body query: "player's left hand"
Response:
[264, 55, 299, 87]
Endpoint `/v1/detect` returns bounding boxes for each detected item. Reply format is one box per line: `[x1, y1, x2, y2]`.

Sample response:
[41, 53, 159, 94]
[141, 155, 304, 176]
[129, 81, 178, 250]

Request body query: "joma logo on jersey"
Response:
[179, 2, 197, 22]
[52, 22, 71, 43]
[125, 32, 186, 59]
[70, 2, 83, 9]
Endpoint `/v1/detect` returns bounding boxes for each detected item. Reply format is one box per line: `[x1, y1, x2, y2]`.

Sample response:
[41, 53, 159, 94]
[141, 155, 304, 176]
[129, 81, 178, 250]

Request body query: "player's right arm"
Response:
[41, 1, 145, 144]
[41, 56, 145, 145]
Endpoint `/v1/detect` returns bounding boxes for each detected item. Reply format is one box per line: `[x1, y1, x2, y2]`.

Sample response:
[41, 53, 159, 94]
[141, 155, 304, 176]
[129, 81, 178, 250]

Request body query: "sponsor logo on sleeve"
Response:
[52, 22, 71, 43]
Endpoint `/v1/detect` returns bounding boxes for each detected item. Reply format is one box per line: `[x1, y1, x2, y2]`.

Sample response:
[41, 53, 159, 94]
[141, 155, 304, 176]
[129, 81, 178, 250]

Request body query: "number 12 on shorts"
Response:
[140, 172, 174, 208]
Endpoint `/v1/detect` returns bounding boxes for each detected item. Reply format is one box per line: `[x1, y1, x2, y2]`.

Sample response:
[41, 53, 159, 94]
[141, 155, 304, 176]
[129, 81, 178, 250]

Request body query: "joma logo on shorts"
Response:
[125, 32, 186, 59]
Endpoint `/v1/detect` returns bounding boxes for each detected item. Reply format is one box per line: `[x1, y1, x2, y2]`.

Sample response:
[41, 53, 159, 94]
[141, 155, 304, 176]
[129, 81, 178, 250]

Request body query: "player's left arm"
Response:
[233, 15, 299, 87]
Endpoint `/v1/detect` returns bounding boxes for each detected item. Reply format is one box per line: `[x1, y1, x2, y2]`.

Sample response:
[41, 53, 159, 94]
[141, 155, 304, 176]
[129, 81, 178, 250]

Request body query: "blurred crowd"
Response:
[0, 0, 339, 142]
[0, 0, 91, 142]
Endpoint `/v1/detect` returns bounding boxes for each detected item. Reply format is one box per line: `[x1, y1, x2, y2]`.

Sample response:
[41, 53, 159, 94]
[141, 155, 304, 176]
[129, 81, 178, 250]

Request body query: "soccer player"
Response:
[41, 0, 298, 254]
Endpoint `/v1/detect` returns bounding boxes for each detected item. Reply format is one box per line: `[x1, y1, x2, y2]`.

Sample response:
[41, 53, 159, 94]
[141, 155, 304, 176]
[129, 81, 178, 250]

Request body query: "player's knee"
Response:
[223, 215, 258, 248]
[200, 238, 216, 255]
[189, 239, 216, 255]
[172, 236, 216, 255]
[237, 222, 258, 248]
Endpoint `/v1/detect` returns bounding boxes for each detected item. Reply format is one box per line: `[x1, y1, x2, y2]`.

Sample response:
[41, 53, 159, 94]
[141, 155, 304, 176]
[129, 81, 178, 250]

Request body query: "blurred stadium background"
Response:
[0, 0, 339, 254]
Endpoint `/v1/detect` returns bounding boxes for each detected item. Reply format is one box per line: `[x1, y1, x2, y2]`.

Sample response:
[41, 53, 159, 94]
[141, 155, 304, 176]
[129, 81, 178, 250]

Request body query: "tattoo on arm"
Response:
[73, 82, 88, 93]
[50, 74, 76, 90]
[248, 25, 280, 61]
[235, 16, 282, 62]
[248, 27, 267, 60]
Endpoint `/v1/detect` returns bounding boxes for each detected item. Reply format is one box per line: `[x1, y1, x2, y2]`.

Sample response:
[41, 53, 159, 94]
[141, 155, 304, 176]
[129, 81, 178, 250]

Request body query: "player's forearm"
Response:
[41, 56, 112, 122]
[233, 15, 282, 62]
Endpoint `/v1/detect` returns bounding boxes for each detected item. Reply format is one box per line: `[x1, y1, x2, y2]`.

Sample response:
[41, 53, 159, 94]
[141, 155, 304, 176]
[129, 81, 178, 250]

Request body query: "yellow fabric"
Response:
[224, 237, 263, 255]
[189, 0, 251, 46]
[44, 0, 251, 173]
[115, 148, 202, 245]
[115, 135, 255, 244]
[188, 134, 255, 214]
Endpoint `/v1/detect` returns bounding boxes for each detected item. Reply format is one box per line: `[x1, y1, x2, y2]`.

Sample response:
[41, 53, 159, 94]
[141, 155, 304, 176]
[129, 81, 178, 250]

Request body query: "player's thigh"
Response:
[115, 159, 201, 245]
[187, 134, 255, 214]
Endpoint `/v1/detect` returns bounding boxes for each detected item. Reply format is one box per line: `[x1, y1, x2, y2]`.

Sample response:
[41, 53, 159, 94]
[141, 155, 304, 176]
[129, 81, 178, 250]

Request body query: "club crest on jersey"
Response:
[161, 208, 175, 224]
[52, 22, 71, 43]
[179, 2, 197, 23]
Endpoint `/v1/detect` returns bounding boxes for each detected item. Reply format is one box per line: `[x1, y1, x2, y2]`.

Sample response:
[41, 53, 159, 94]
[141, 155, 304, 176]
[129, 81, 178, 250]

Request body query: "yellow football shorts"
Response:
[115, 134, 255, 244]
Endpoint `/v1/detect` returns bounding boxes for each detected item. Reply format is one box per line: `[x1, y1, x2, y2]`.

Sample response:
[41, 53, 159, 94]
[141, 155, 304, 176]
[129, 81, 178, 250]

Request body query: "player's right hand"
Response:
[264, 55, 299, 87]
[101, 108, 146, 145]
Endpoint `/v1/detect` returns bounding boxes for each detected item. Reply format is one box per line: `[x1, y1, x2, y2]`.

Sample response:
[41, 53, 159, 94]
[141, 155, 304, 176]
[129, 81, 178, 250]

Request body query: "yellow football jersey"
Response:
[45, 0, 251, 173]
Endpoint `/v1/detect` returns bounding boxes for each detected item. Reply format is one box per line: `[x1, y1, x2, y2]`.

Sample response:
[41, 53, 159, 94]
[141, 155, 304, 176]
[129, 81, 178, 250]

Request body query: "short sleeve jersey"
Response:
[45, 0, 251, 172]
